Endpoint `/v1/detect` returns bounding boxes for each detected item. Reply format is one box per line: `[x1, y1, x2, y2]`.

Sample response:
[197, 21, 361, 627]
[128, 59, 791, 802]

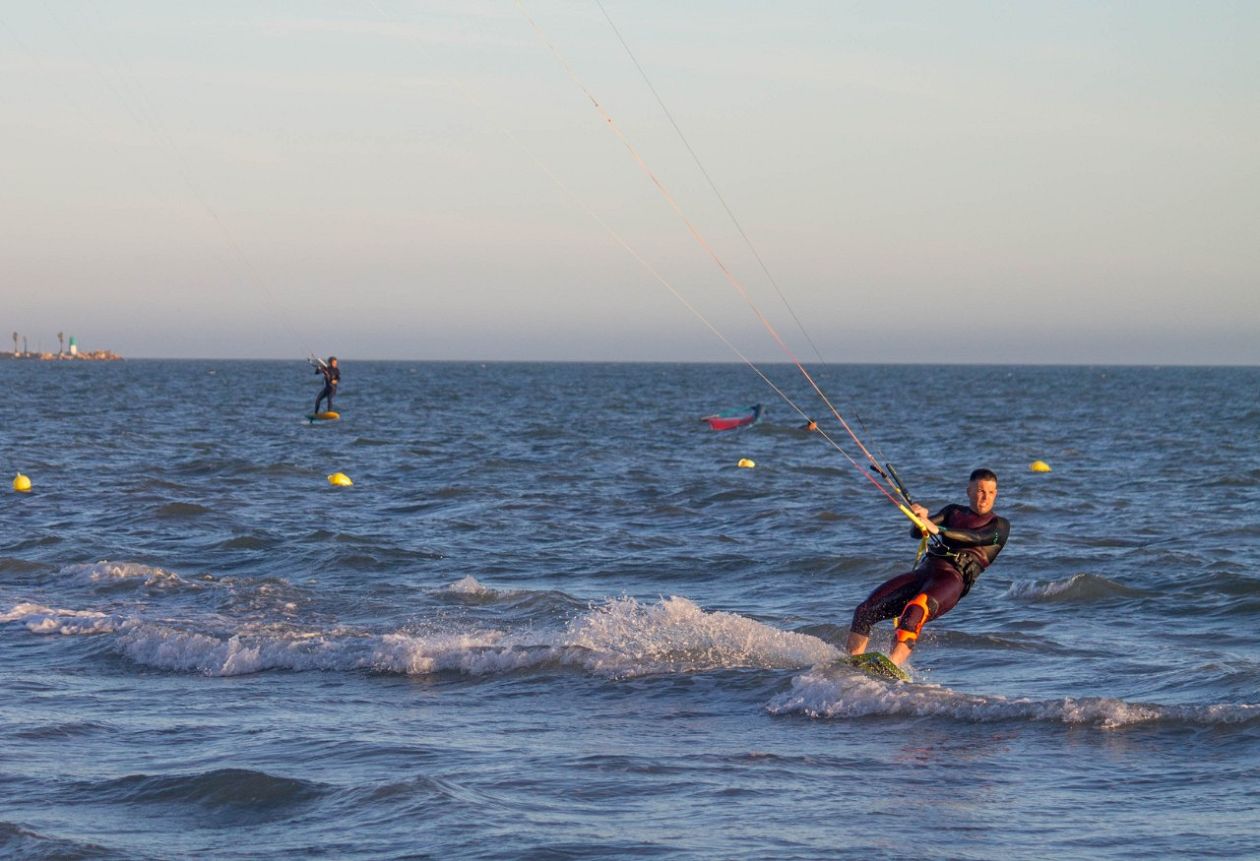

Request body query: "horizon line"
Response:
[22, 356, 1259, 369]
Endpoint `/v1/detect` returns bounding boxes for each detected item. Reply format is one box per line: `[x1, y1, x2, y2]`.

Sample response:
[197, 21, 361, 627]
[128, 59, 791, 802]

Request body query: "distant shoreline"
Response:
[0, 350, 122, 361]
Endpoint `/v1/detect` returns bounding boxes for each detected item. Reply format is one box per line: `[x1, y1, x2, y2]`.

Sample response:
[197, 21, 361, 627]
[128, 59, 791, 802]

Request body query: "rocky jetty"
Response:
[1, 349, 122, 361]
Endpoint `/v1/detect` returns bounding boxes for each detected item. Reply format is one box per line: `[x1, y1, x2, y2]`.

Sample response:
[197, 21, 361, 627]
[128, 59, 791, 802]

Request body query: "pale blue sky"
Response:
[2, 1, 1257, 362]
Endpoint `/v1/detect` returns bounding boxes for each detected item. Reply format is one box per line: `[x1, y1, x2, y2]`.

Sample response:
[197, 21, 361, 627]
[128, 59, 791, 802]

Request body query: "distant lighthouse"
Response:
[69, 336, 78, 356]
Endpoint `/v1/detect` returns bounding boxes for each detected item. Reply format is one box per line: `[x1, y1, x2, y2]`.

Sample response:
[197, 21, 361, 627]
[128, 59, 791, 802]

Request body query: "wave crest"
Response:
[767, 668, 1260, 729]
[1005, 573, 1143, 603]
[564, 595, 838, 675]
[441, 575, 495, 596]
[7, 593, 841, 679]
[96, 768, 324, 815]
[62, 561, 188, 590]
[1, 602, 122, 635]
[0, 821, 123, 861]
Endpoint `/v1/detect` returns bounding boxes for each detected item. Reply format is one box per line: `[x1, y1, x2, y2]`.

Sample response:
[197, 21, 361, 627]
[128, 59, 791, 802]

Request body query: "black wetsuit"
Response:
[850, 504, 1010, 644]
[314, 363, 340, 413]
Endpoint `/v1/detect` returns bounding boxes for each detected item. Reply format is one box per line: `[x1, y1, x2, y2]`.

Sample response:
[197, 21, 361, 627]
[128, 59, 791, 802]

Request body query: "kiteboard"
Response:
[701, 403, 762, 431]
[306, 411, 340, 423]
[842, 652, 910, 682]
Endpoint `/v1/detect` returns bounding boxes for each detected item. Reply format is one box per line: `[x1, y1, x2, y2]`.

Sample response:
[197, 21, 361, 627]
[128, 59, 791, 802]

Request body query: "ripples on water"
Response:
[1, 361, 1258, 859]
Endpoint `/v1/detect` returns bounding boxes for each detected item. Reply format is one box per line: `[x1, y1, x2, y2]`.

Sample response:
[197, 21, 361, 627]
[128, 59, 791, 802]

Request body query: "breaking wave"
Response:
[60, 561, 190, 590]
[2, 590, 840, 679]
[767, 667, 1260, 729]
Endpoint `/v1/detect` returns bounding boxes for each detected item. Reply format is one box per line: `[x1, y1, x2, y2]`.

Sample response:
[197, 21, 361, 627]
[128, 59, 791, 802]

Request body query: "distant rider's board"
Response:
[701, 403, 762, 431]
[307, 411, 340, 423]
[843, 652, 910, 682]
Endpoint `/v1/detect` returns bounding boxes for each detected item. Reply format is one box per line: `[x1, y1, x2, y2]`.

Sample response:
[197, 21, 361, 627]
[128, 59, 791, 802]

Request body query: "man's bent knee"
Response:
[892, 593, 939, 650]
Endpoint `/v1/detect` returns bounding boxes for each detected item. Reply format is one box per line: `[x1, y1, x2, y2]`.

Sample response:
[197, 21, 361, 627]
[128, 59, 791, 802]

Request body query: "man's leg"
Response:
[886, 565, 965, 666]
[844, 630, 869, 656]
[847, 569, 922, 655]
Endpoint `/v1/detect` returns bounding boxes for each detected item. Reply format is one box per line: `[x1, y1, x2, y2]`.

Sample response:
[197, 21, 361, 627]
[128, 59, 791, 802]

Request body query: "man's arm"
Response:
[939, 517, 1009, 549]
[909, 504, 945, 538]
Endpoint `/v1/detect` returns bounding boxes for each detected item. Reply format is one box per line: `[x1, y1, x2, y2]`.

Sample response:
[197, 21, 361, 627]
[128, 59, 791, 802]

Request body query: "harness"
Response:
[925, 545, 986, 594]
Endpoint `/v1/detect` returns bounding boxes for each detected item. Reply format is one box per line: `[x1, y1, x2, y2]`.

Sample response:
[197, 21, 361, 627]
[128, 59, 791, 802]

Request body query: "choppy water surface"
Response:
[2, 360, 1258, 860]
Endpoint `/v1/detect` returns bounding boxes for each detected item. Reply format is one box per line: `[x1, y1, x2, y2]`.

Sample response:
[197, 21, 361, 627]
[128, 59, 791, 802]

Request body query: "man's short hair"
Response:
[969, 468, 998, 483]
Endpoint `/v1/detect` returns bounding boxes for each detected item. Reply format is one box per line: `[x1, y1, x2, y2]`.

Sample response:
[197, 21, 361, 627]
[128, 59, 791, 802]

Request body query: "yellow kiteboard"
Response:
[306, 411, 340, 424]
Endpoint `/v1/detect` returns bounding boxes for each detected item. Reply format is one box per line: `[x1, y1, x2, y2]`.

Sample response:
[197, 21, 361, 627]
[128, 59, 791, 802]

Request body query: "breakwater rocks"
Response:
[1, 350, 122, 361]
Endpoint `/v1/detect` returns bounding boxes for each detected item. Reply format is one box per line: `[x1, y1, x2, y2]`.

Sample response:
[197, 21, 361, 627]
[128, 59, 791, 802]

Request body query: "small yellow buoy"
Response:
[1029, 460, 1052, 473]
[737, 458, 755, 469]
[327, 472, 353, 487]
[12, 472, 31, 493]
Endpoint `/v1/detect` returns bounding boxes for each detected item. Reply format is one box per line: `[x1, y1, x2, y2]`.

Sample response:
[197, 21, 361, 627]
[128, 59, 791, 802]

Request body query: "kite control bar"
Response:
[873, 462, 945, 546]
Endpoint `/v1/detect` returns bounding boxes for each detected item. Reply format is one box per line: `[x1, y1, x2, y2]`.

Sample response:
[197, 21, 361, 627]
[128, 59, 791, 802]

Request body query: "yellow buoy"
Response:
[737, 458, 755, 469]
[12, 472, 31, 493]
[327, 472, 353, 487]
[1029, 460, 1052, 473]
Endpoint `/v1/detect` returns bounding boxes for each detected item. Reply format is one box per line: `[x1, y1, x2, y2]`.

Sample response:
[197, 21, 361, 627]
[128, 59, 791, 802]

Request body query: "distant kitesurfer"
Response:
[313, 356, 340, 414]
[845, 468, 1010, 667]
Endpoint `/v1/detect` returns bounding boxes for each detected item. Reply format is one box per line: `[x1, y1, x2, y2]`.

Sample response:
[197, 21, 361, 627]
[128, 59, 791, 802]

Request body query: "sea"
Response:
[1, 360, 1257, 860]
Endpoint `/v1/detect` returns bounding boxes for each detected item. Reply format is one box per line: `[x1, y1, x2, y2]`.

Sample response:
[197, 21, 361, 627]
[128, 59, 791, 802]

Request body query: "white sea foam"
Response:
[767, 668, 1260, 728]
[116, 625, 379, 675]
[442, 575, 494, 596]
[4, 593, 841, 679]
[370, 630, 544, 675]
[62, 561, 187, 589]
[363, 596, 840, 678]
[9, 594, 1259, 728]
[562, 595, 839, 676]
[0, 602, 123, 635]
[0, 602, 57, 623]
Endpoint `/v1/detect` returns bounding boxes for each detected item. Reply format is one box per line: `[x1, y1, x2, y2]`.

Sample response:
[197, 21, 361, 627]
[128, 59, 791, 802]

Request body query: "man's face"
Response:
[967, 479, 998, 515]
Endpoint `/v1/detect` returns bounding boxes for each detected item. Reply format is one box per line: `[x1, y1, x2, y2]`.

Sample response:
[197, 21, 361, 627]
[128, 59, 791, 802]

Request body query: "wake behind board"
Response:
[306, 411, 340, 423]
[842, 652, 910, 682]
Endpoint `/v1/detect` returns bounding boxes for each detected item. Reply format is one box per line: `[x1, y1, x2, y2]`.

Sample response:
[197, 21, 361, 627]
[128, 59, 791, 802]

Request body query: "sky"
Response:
[1, 1, 1257, 363]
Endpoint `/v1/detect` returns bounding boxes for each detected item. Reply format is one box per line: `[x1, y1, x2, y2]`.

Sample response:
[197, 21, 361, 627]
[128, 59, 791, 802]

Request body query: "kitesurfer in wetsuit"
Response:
[313, 356, 340, 414]
[845, 468, 1010, 667]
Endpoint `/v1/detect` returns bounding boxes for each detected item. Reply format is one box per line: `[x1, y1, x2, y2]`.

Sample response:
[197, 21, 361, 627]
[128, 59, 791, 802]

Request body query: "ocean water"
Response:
[1, 360, 1258, 860]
